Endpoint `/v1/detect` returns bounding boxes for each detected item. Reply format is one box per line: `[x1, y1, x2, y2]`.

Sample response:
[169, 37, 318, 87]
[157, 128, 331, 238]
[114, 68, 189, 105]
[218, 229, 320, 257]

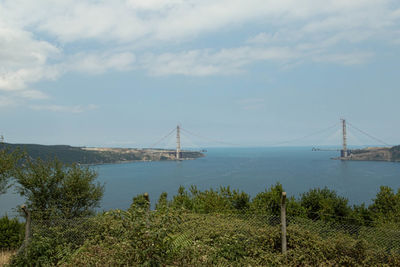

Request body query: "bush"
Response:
[68, 207, 178, 266]
[369, 186, 400, 223]
[0, 216, 24, 249]
[14, 158, 104, 220]
[300, 187, 352, 223]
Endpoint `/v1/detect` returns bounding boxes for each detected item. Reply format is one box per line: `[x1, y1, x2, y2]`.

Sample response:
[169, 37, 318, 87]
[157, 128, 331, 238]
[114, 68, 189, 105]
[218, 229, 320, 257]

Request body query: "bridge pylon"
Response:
[341, 118, 348, 158]
[176, 125, 181, 160]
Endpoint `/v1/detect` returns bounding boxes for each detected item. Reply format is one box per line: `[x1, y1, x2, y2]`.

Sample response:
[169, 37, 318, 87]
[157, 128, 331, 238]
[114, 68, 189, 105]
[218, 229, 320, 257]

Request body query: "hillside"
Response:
[342, 145, 400, 162]
[0, 143, 204, 164]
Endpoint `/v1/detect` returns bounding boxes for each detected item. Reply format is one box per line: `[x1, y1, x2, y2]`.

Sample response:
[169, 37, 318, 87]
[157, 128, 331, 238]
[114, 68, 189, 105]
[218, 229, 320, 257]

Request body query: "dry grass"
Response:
[0, 250, 15, 266]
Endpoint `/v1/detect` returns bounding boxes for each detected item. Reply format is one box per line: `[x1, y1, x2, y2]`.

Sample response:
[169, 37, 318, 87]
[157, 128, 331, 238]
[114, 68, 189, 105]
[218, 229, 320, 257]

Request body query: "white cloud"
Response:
[312, 52, 373, 65]
[0, 0, 399, 100]
[29, 104, 98, 113]
[143, 46, 298, 76]
[0, 19, 61, 92]
[67, 52, 136, 74]
[0, 95, 17, 107]
[15, 90, 49, 100]
[2, 0, 398, 44]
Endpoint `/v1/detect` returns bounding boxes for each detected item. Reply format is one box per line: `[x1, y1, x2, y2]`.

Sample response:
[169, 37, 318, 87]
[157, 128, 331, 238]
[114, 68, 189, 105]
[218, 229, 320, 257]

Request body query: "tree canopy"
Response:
[0, 147, 22, 194]
[13, 158, 104, 220]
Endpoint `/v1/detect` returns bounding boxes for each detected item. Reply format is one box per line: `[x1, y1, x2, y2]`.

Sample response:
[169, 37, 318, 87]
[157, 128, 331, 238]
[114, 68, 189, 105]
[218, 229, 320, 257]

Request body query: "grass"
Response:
[0, 250, 15, 266]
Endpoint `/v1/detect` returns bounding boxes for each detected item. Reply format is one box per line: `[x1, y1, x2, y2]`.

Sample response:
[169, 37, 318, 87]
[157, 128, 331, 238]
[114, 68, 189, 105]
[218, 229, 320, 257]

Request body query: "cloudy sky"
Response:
[0, 0, 399, 147]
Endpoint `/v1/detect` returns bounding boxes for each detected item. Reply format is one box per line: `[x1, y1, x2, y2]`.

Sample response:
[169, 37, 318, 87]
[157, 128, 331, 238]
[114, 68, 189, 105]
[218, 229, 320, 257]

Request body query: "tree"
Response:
[0, 147, 22, 194]
[300, 187, 351, 222]
[251, 183, 284, 215]
[369, 186, 400, 223]
[14, 158, 104, 220]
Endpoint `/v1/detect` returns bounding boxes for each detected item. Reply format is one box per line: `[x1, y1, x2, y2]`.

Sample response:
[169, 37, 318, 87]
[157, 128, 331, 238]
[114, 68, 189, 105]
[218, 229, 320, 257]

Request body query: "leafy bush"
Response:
[170, 185, 250, 213]
[10, 217, 97, 266]
[0, 146, 22, 194]
[8, 184, 400, 266]
[65, 211, 400, 266]
[300, 187, 352, 223]
[0, 216, 24, 249]
[67, 208, 179, 266]
[369, 186, 400, 223]
[251, 182, 305, 217]
[14, 158, 104, 220]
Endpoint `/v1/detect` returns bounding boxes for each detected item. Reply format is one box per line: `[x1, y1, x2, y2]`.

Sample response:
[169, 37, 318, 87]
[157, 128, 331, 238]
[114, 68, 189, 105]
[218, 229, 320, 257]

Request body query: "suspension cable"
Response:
[148, 127, 176, 149]
[346, 122, 391, 146]
[266, 122, 340, 146]
[180, 128, 242, 147]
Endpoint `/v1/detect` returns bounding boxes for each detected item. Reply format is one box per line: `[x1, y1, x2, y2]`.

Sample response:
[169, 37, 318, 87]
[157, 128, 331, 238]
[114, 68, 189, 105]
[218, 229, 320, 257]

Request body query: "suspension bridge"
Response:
[149, 119, 393, 160]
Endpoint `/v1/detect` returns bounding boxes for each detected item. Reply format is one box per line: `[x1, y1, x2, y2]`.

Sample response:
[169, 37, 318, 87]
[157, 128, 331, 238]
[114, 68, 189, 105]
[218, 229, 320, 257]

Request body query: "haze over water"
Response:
[3, 147, 398, 217]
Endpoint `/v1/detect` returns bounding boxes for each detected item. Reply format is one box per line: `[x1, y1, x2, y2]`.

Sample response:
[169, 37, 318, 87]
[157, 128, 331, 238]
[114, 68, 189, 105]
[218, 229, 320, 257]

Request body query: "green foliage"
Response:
[0, 146, 22, 194]
[155, 192, 168, 211]
[10, 215, 98, 266]
[300, 187, 352, 223]
[13, 158, 104, 220]
[351, 203, 373, 226]
[130, 193, 150, 211]
[171, 185, 193, 210]
[251, 183, 283, 215]
[169, 185, 250, 214]
[67, 207, 179, 266]
[1, 143, 204, 165]
[8, 183, 400, 266]
[64, 211, 400, 266]
[390, 145, 400, 161]
[250, 183, 306, 217]
[0, 216, 24, 249]
[369, 186, 400, 223]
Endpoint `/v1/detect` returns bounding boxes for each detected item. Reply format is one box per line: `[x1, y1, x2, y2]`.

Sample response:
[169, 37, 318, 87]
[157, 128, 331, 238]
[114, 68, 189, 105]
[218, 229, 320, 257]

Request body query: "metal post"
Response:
[176, 125, 181, 160]
[18, 205, 31, 256]
[281, 192, 287, 254]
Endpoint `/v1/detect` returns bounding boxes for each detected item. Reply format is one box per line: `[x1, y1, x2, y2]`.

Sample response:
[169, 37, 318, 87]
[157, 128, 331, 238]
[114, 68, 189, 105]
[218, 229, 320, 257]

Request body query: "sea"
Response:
[1, 147, 400, 217]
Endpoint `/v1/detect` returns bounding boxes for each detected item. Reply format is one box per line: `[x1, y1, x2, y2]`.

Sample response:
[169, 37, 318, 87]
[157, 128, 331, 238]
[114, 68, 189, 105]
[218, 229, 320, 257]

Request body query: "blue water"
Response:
[1, 147, 400, 216]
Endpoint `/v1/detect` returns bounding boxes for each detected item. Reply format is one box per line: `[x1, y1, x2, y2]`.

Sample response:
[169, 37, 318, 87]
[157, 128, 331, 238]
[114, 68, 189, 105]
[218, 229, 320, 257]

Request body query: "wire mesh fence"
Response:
[29, 211, 400, 255]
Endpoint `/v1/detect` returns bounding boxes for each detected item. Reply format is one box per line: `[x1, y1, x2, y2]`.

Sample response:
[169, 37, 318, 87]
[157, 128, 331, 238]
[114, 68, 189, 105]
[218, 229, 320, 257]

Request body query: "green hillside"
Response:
[0, 143, 203, 164]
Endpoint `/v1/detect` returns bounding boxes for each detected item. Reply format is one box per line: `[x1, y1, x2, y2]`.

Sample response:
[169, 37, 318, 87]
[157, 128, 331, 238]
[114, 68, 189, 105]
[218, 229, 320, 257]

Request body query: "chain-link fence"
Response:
[18, 207, 400, 266]
[29, 211, 400, 253]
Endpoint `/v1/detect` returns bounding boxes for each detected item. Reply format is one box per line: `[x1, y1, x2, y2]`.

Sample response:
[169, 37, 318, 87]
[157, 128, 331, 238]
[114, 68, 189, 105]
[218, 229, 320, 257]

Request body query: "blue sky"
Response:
[0, 0, 399, 148]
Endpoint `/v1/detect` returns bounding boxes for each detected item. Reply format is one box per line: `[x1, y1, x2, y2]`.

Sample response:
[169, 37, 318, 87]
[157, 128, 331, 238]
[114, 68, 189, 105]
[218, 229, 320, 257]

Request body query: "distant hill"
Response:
[342, 145, 400, 162]
[0, 143, 204, 165]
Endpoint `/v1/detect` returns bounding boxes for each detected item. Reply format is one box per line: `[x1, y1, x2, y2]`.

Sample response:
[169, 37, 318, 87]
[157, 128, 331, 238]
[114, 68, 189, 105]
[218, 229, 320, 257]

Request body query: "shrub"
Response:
[0, 216, 24, 249]
[13, 158, 104, 220]
[300, 187, 352, 223]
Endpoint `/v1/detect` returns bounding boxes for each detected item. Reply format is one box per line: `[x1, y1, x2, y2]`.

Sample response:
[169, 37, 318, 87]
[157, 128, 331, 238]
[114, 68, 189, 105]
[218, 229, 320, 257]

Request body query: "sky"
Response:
[0, 0, 399, 148]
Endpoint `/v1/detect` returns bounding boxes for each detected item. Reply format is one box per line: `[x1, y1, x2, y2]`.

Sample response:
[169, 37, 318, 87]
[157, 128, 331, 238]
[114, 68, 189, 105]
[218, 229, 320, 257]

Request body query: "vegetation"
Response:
[0, 216, 24, 249]
[0, 147, 22, 194]
[4, 183, 400, 266]
[0, 143, 204, 165]
[347, 145, 400, 162]
[13, 158, 104, 220]
[390, 145, 400, 161]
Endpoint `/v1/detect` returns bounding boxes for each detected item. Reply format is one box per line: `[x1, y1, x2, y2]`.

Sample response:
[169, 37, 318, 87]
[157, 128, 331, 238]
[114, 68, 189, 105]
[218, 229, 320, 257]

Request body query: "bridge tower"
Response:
[176, 125, 181, 160]
[341, 119, 348, 158]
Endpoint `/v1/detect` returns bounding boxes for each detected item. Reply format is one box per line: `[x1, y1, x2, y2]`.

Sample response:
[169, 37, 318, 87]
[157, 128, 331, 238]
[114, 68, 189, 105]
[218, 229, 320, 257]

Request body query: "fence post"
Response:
[281, 191, 287, 254]
[17, 205, 31, 256]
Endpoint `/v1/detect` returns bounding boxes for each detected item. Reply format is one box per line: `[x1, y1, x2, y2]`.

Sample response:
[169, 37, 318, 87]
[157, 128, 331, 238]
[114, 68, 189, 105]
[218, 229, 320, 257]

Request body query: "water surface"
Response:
[1, 147, 399, 216]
